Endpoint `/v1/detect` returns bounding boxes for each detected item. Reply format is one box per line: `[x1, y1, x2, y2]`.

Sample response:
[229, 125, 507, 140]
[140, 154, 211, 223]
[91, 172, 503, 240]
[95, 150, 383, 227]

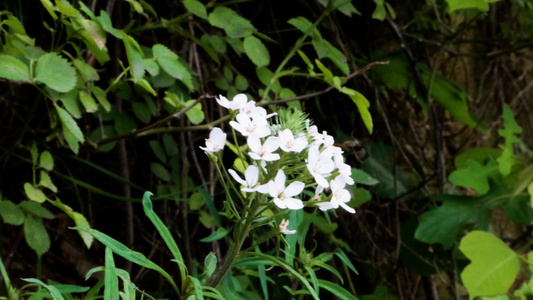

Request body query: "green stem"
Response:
[204, 197, 262, 288]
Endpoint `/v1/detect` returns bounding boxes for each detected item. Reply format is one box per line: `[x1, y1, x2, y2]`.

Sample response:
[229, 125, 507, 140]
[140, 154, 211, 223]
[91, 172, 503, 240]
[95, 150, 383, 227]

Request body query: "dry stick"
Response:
[386, 15, 444, 192]
[260, 61, 389, 105]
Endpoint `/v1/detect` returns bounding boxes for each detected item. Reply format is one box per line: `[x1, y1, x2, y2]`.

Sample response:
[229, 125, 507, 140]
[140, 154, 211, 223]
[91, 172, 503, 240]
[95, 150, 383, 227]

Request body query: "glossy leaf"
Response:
[460, 231, 519, 299]
[0, 55, 30, 81]
[35, 53, 77, 92]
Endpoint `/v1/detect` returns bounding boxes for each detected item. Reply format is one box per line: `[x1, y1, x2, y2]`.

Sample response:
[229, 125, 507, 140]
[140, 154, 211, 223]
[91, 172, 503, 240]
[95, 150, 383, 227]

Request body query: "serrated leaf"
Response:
[56, 105, 84, 153]
[243, 36, 270, 67]
[460, 231, 519, 299]
[19, 201, 54, 219]
[59, 90, 82, 119]
[0, 200, 25, 225]
[143, 59, 160, 76]
[79, 90, 98, 113]
[153, 44, 193, 90]
[208, 7, 237, 29]
[0, 55, 30, 81]
[24, 183, 47, 203]
[39, 151, 54, 171]
[150, 162, 171, 181]
[184, 0, 208, 19]
[351, 168, 378, 185]
[497, 104, 522, 176]
[96, 11, 123, 39]
[38, 171, 57, 193]
[24, 216, 50, 256]
[35, 53, 77, 92]
[136, 78, 157, 96]
[288, 16, 320, 39]
[121, 33, 145, 81]
[73, 59, 99, 81]
[89, 85, 111, 112]
[226, 16, 256, 38]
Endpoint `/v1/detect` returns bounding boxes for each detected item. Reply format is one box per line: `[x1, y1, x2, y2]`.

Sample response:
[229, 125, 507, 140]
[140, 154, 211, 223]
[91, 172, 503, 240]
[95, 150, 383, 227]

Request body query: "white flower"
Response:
[279, 219, 296, 234]
[330, 176, 355, 214]
[229, 113, 271, 138]
[228, 165, 260, 192]
[248, 136, 280, 162]
[240, 101, 277, 119]
[278, 129, 308, 153]
[306, 147, 335, 188]
[333, 151, 354, 185]
[199, 127, 226, 153]
[267, 169, 305, 210]
[216, 93, 249, 111]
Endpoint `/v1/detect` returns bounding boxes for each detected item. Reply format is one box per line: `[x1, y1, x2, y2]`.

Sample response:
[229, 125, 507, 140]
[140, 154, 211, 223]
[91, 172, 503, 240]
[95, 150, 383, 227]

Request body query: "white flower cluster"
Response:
[200, 94, 356, 218]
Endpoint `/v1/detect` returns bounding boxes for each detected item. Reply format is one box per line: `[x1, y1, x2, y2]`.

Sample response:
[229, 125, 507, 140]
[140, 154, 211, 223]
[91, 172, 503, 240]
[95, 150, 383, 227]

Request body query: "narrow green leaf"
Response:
[121, 32, 145, 81]
[0, 55, 30, 81]
[204, 252, 217, 279]
[72, 226, 178, 293]
[335, 249, 359, 275]
[40, 0, 58, 20]
[163, 134, 178, 157]
[200, 227, 228, 242]
[24, 216, 50, 256]
[24, 183, 47, 203]
[59, 90, 82, 119]
[136, 78, 157, 96]
[460, 231, 519, 299]
[142, 192, 184, 263]
[243, 36, 270, 67]
[89, 86, 111, 112]
[104, 247, 119, 300]
[497, 104, 522, 176]
[35, 53, 77, 92]
[56, 105, 84, 153]
[0, 200, 25, 225]
[317, 279, 358, 300]
[39, 151, 54, 171]
[346, 89, 373, 134]
[22, 278, 64, 300]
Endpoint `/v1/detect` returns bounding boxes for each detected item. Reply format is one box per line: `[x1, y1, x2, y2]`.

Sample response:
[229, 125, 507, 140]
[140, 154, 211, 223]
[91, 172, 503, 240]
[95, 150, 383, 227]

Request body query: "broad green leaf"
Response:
[38, 171, 57, 193]
[89, 85, 111, 112]
[163, 133, 178, 157]
[150, 162, 171, 182]
[35, 53, 77, 92]
[317, 0, 361, 16]
[497, 104, 522, 176]
[122, 33, 145, 81]
[318, 279, 358, 300]
[184, 0, 208, 19]
[39, 151, 54, 171]
[153, 44, 193, 90]
[460, 231, 519, 299]
[204, 252, 217, 279]
[226, 16, 256, 38]
[201, 34, 227, 54]
[208, 7, 237, 29]
[0, 200, 25, 225]
[446, 0, 498, 12]
[104, 247, 119, 300]
[40, 0, 58, 20]
[78, 19, 110, 64]
[372, 0, 387, 20]
[234, 75, 248, 91]
[114, 113, 137, 134]
[200, 227, 228, 242]
[189, 192, 205, 211]
[96, 11, 123, 39]
[243, 36, 270, 67]
[149, 140, 167, 164]
[351, 168, 379, 185]
[288, 16, 320, 39]
[136, 78, 157, 96]
[311, 38, 349, 75]
[56, 105, 84, 153]
[59, 90, 82, 119]
[256, 67, 281, 93]
[89, 125, 117, 152]
[415, 196, 489, 249]
[73, 59, 99, 81]
[24, 183, 47, 203]
[454, 147, 502, 170]
[79, 90, 98, 113]
[449, 160, 498, 195]
[72, 226, 178, 293]
[143, 59, 160, 76]
[0, 55, 30, 81]
[184, 99, 204, 124]
[24, 216, 50, 256]
[132, 101, 151, 124]
[19, 201, 54, 219]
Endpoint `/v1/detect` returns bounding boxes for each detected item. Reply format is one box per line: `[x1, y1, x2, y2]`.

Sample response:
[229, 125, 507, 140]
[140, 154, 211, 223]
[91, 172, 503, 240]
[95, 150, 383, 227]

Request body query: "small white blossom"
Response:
[267, 169, 305, 210]
[334, 152, 354, 185]
[229, 113, 271, 138]
[330, 176, 355, 214]
[199, 127, 226, 153]
[240, 101, 277, 119]
[216, 93, 249, 111]
[279, 219, 296, 234]
[278, 129, 308, 153]
[228, 165, 261, 192]
[306, 147, 335, 188]
[248, 135, 280, 162]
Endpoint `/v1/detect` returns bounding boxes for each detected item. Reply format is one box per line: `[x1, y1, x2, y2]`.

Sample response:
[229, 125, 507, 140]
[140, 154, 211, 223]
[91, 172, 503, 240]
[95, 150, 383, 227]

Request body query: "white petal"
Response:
[284, 197, 304, 210]
[216, 95, 230, 108]
[247, 135, 261, 153]
[244, 165, 259, 186]
[339, 202, 356, 214]
[228, 169, 247, 186]
[274, 169, 286, 189]
[273, 197, 287, 209]
[284, 181, 305, 197]
[263, 137, 280, 152]
[262, 153, 281, 161]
